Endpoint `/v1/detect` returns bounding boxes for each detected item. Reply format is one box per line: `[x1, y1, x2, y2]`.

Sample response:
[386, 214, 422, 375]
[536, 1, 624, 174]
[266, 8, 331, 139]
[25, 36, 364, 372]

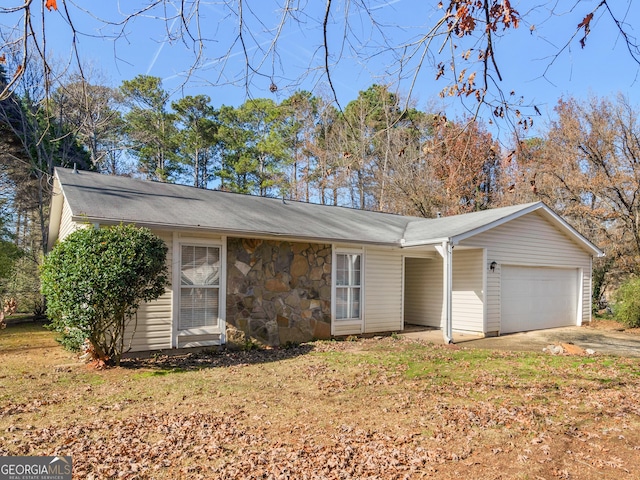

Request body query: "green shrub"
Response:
[54, 325, 86, 352]
[41, 224, 169, 365]
[613, 277, 640, 328]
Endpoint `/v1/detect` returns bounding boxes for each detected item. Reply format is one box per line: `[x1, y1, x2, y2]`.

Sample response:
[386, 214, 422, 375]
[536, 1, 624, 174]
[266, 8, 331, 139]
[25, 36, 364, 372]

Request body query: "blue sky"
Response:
[11, 1, 640, 136]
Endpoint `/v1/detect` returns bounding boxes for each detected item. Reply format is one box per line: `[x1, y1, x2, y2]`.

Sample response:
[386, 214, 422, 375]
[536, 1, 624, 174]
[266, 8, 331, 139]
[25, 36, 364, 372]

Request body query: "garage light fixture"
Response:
[490, 261, 497, 272]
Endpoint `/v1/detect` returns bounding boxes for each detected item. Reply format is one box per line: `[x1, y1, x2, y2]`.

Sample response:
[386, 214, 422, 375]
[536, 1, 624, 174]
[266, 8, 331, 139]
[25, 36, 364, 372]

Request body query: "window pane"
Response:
[335, 253, 362, 321]
[352, 254, 361, 272]
[336, 286, 361, 321]
[336, 287, 348, 320]
[336, 254, 347, 286]
[180, 243, 220, 330]
[181, 245, 220, 286]
[351, 267, 360, 286]
[350, 287, 360, 318]
[350, 255, 360, 286]
[336, 253, 361, 287]
[179, 287, 219, 330]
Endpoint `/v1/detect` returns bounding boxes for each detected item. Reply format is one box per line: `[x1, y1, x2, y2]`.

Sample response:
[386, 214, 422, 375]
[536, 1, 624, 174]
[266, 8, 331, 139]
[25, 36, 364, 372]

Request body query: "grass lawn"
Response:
[1, 322, 639, 479]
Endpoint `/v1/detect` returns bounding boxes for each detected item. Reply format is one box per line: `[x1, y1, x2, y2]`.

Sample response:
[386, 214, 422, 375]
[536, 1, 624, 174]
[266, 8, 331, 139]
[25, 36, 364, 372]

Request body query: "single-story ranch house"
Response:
[48, 167, 604, 352]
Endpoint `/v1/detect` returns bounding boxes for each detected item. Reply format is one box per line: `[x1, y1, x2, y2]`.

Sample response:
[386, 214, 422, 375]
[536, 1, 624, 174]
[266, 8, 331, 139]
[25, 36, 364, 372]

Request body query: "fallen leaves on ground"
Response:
[1, 337, 639, 479]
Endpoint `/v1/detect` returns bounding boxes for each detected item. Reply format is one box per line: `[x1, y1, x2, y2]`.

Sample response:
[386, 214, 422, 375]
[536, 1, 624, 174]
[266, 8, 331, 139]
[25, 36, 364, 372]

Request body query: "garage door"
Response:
[501, 266, 578, 334]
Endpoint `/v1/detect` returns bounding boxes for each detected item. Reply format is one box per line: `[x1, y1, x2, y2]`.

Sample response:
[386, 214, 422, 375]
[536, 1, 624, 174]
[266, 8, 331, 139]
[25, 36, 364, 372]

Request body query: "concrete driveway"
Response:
[400, 326, 640, 357]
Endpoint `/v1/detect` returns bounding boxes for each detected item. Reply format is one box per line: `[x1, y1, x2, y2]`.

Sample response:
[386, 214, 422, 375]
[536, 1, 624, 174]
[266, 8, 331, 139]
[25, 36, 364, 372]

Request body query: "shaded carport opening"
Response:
[403, 248, 486, 336]
[403, 256, 442, 331]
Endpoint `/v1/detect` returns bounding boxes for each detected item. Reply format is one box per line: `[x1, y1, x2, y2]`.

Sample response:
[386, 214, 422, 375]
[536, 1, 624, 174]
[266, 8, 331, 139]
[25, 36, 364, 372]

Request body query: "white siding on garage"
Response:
[125, 292, 173, 351]
[451, 249, 484, 333]
[459, 211, 592, 333]
[363, 247, 403, 333]
[123, 230, 173, 352]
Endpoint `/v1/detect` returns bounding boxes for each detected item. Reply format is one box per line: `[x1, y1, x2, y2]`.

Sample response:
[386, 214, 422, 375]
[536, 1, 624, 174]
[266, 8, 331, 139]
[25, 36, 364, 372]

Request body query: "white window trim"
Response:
[172, 234, 227, 347]
[331, 246, 365, 335]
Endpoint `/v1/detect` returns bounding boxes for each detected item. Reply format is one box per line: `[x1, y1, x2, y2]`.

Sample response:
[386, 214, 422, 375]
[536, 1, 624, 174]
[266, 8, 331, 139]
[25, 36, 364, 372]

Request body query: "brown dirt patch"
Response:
[586, 318, 640, 335]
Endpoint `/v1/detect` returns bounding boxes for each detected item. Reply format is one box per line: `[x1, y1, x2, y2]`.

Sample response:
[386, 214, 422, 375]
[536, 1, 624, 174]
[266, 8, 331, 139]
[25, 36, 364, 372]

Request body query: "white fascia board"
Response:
[400, 237, 451, 248]
[46, 173, 64, 252]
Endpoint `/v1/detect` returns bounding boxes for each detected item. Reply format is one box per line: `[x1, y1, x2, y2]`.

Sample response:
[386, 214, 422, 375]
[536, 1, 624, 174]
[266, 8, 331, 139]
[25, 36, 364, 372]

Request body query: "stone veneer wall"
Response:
[226, 238, 332, 346]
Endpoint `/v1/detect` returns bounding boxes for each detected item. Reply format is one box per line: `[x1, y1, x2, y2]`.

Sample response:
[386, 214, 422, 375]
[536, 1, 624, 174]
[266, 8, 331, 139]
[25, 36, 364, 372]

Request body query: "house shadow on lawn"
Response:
[119, 343, 316, 372]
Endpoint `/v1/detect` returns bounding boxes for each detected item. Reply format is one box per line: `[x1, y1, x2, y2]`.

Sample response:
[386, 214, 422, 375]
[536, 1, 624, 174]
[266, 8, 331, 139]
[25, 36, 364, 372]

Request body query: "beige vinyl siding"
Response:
[177, 333, 221, 348]
[123, 230, 173, 352]
[451, 249, 484, 333]
[363, 247, 403, 333]
[404, 257, 442, 328]
[332, 322, 361, 336]
[125, 294, 173, 351]
[58, 197, 84, 241]
[459, 211, 592, 332]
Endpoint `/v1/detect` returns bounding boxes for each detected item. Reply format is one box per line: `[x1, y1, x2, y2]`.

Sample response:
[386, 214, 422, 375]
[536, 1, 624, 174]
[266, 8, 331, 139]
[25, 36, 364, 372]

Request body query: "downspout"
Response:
[442, 240, 453, 344]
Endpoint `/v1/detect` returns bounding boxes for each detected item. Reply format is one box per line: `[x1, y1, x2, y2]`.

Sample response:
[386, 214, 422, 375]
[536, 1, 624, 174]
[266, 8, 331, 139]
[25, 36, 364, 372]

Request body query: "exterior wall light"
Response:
[490, 261, 497, 272]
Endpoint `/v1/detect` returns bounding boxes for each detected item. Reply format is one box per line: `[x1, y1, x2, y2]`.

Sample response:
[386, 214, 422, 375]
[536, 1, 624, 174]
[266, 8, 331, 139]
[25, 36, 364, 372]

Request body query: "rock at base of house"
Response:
[225, 325, 248, 351]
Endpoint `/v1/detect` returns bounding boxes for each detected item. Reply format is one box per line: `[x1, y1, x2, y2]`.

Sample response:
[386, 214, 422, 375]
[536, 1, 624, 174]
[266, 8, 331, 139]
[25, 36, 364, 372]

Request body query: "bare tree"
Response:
[0, 53, 89, 252]
[503, 95, 640, 301]
[1, 1, 637, 121]
[388, 116, 501, 217]
[52, 71, 124, 172]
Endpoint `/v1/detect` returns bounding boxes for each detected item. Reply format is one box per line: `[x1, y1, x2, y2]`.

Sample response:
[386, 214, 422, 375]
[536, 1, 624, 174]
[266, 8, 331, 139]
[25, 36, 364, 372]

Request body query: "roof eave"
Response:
[71, 215, 403, 248]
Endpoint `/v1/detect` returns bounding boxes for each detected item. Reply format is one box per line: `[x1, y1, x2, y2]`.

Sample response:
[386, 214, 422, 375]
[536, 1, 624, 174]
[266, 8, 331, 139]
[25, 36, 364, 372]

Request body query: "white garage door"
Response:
[501, 266, 578, 334]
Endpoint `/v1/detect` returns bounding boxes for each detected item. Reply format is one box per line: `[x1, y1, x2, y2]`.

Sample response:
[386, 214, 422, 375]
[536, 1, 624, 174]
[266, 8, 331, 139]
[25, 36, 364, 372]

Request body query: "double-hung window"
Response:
[335, 252, 361, 320]
[179, 245, 220, 331]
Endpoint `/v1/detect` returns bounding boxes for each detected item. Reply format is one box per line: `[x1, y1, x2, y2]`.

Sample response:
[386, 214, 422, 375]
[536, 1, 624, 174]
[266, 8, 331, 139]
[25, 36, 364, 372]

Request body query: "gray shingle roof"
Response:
[401, 202, 541, 245]
[53, 168, 601, 254]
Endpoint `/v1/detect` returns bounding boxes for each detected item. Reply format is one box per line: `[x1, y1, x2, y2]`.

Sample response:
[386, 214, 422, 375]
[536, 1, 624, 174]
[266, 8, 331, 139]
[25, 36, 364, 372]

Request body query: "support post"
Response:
[442, 240, 453, 344]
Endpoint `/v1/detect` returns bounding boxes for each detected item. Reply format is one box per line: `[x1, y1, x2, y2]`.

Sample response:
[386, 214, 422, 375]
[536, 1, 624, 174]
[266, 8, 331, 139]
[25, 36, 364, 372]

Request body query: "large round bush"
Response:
[41, 224, 168, 365]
